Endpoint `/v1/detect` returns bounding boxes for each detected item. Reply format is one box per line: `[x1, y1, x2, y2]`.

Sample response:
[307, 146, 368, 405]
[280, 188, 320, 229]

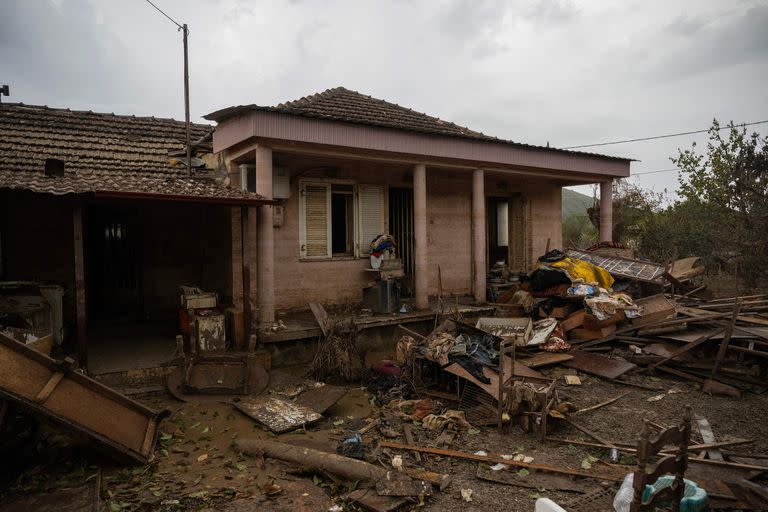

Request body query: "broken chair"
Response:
[630, 407, 692, 512]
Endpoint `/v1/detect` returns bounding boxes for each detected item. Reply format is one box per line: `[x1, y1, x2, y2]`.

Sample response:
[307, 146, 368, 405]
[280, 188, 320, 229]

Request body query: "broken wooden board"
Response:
[564, 351, 636, 379]
[476, 464, 590, 493]
[696, 417, 724, 461]
[0, 332, 163, 464]
[308, 302, 330, 338]
[444, 356, 547, 400]
[660, 327, 768, 343]
[342, 489, 407, 512]
[518, 352, 574, 369]
[294, 383, 346, 414]
[643, 342, 694, 361]
[233, 396, 322, 433]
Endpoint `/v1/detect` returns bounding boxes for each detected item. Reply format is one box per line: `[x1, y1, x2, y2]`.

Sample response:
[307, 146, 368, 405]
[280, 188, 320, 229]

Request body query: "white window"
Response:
[299, 181, 385, 259]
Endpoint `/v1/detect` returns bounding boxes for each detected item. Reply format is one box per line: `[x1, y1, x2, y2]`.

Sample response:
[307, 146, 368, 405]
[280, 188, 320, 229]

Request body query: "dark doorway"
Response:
[389, 187, 414, 296]
[487, 198, 509, 267]
[87, 205, 141, 322]
[331, 185, 354, 255]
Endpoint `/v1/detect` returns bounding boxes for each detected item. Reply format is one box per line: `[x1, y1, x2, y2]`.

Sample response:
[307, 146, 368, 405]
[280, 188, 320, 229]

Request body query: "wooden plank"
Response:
[402, 423, 421, 462]
[645, 328, 724, 371]
[380, 441, 626, 481]
[696, 417, 723, 461]
[476, 464, 591, 493]
[34, 372, 65, 404]
[73, 205, 87, 364]
[711, 300, 742, 378]
[563, 351, 636, 379]
[308, 302, 330, 338]
[518, 352, 574, 369]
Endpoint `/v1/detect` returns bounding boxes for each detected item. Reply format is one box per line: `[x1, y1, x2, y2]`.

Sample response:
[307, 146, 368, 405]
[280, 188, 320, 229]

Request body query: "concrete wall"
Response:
[268, 164, 564, 309]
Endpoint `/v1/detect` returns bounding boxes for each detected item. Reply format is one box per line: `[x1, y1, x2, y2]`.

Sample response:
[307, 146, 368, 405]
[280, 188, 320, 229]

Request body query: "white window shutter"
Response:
[300, 182, 331, 258]
[357, 184, 385, 256]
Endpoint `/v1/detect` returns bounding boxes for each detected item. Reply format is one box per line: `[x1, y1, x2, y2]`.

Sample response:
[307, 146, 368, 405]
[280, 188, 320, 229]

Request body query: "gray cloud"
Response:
[1, 0, 766, 198]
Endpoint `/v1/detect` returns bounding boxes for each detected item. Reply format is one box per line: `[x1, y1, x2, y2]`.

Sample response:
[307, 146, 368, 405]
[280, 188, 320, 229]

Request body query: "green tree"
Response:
[673, 120, 768, 280]
[587, 179, 662, 246]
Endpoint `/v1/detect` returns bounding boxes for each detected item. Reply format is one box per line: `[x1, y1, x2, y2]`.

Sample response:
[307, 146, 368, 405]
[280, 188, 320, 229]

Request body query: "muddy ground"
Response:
[2, 356, 767, 512]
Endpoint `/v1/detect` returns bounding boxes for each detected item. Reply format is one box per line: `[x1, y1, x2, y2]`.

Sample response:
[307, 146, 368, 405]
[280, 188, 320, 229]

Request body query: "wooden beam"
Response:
[711, 300, 742, 378]
[73, 205, 87, 365]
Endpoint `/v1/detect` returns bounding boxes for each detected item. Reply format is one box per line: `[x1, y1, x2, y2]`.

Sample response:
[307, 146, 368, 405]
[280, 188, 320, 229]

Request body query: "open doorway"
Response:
[487, 196, 531, 274]
[389, 187, 414, 296]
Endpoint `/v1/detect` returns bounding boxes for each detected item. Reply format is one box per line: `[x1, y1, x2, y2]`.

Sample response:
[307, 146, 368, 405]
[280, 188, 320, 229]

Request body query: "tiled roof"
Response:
[0, 103, 267, 204]
[205, 87, 631, 162]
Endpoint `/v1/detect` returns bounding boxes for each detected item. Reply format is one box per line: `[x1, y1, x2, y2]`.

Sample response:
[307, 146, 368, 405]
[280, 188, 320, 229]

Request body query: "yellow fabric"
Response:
[546, 257, 614, 289]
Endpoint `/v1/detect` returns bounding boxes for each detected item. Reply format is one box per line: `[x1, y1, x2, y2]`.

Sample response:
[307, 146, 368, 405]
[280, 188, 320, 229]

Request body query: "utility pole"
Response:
[182, 23, 191, 177]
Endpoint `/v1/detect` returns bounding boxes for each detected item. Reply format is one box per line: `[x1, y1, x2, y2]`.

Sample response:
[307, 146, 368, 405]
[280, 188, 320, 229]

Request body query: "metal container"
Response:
[362, 280, 400, 314]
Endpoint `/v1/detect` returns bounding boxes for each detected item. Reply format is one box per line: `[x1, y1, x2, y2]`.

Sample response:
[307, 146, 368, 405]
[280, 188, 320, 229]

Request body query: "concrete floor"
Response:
[87, 321, 176, 375]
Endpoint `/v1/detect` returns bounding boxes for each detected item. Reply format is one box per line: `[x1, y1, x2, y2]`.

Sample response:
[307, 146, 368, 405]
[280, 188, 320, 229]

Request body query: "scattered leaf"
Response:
[197, 453, 208, 463]
[517, 469, 530, 476]
[332, 419, 344, 426]
[467, 427, 480, 435]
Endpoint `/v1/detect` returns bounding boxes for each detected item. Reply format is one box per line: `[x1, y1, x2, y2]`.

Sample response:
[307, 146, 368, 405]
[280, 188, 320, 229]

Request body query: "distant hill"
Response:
[562, 188, 594, 219]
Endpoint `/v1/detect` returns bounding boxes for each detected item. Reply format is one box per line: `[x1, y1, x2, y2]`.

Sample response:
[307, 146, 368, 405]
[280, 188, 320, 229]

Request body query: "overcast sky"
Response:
[2, 0, 767, 198]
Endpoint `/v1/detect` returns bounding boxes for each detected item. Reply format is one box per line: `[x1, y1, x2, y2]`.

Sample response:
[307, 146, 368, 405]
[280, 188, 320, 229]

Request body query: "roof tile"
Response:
[0, 103, 266, 203]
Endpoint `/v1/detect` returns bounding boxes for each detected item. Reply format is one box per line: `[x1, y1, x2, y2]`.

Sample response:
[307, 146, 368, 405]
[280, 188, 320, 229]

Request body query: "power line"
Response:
[633, 167, 680, 176]
[562, 119, 768, 149]
[143, 0, 183, 29]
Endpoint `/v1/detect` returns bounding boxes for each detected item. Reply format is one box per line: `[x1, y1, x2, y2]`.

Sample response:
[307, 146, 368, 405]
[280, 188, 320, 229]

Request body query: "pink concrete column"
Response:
[472, 169, 486, 303]
[413, 164, 428, 310]
[255, 145, 275, 325]
[599, 180, 613, 242]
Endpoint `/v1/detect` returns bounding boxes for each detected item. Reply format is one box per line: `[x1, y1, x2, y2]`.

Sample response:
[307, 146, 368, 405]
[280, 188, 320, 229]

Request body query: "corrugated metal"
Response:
[213, 112, 630, 178]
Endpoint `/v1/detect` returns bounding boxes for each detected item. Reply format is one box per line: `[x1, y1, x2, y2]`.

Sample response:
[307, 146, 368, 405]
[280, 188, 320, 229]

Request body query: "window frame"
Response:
[298, 179, 386, 261]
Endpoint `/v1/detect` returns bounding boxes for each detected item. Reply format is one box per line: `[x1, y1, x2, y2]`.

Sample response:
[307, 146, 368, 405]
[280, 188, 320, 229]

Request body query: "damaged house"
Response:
[205, 87, 631, 338]
[0, 103, 268, 374]
[1, 88, 631, 375]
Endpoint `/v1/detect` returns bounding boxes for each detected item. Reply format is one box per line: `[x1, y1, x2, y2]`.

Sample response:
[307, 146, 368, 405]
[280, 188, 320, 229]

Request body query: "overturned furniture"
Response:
[410, 318, 565, 433]
[0, 332, 165, 464]
[168, 287, 269, 398]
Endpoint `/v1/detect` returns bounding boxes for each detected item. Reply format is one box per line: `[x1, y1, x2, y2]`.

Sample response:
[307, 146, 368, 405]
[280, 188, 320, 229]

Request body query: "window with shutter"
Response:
[356, 184, 385, 256]
[300, 182, 331, 258]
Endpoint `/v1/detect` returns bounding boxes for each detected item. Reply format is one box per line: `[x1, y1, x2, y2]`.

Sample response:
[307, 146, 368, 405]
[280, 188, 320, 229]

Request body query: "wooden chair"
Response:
[630, 407, 691, 512]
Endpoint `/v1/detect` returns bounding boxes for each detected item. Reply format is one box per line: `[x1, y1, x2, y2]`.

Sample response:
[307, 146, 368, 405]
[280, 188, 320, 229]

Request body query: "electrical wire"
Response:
[562, 119, 768, 149]
[143, 0, 183, 29]
[633, 168, 680, 176]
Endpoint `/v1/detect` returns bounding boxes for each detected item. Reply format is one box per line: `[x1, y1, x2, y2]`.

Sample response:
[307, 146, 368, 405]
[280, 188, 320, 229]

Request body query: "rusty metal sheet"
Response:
[234, 396, 322, 433]
[0, 332, 164, 464]
[563, 351, 636, 379]
[567, 250, 666, 283]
